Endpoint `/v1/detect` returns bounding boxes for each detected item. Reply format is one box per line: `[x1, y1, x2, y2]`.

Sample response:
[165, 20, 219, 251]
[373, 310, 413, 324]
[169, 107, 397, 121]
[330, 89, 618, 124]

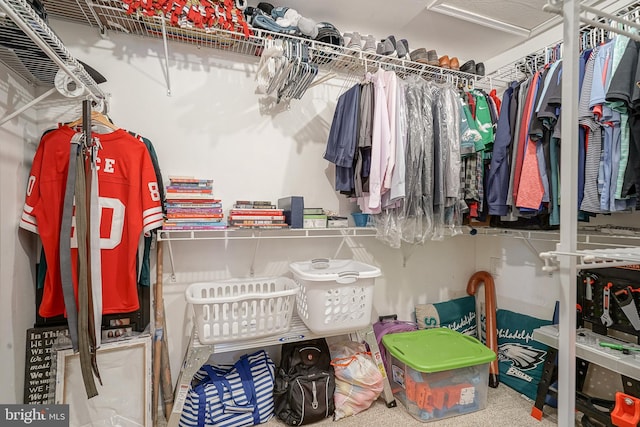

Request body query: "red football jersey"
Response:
[20, 126, 164, 317]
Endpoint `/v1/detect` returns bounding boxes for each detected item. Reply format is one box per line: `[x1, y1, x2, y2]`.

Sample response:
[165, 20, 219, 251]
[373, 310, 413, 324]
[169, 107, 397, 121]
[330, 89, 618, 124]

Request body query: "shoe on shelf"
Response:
[363, 35, 377, 53]
[426, 49, 439, 66]
[385, 35, 397, 53]
[450, 57, 460, 70]
[343, 32, 352, 47]
[397, 39, 409, 59]
[377, 38, 395, 56]
[410, 47, 429, 63]
[346, 32, 362, 50]
[297, 17, 318, 38]
[476, 62, 485, 76]
[439, 55, 450, 69]
[460, 59, 476, 74]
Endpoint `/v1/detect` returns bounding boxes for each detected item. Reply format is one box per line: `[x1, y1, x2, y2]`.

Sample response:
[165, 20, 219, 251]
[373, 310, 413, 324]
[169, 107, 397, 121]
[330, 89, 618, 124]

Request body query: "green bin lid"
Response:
[382, 328, 496, 373]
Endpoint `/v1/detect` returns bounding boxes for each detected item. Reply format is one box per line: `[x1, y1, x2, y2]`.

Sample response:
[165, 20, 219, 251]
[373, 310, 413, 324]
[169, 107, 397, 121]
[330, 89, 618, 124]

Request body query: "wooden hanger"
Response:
[67, 110, 118, 131]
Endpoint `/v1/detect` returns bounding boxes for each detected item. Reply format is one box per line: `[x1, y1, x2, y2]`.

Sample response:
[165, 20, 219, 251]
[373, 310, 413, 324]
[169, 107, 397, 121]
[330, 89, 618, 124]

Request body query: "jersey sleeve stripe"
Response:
[19, 216, 38, 234]
[20, 203, 38, 233]
[142, 217, 163, 234]
[143, 206, 163, 220]
[144, 212, 164, 224]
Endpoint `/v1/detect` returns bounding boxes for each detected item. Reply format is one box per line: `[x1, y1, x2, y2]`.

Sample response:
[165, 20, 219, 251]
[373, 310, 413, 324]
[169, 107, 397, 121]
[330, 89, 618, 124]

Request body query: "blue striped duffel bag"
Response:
[179, 350, 276, 427]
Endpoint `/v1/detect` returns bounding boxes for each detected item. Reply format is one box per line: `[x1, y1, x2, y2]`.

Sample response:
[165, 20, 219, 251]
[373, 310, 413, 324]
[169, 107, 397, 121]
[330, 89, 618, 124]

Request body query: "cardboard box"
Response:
[327, 217, 348, 228]
[303, 214, 327, 229]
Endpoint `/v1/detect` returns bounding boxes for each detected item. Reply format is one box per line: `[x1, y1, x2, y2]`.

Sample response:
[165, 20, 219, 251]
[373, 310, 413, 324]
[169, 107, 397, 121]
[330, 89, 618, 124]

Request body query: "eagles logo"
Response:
[498, 343, 546, 370]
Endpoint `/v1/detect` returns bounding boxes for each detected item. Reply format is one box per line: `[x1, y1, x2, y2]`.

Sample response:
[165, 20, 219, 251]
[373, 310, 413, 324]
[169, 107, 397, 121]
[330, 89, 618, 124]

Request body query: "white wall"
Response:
[0, 66, 39, 403]
[474, 235, 560, 321]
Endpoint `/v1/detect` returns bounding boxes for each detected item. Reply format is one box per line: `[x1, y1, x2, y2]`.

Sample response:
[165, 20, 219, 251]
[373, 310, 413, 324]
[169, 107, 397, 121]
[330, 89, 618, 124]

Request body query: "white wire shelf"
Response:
[540, 247, 640, 272]
[41, 0, 504, 90]
[157, 226, 378, 241]
[0, 0, 106, 101]
[471, 226, 640, 272]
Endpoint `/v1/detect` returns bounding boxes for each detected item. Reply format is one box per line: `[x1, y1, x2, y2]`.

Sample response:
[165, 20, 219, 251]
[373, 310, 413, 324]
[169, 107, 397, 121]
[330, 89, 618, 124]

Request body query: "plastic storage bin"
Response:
[185, 277, 299, 344]
[382, 328, 496, 423]
[289, 258, 381, 334]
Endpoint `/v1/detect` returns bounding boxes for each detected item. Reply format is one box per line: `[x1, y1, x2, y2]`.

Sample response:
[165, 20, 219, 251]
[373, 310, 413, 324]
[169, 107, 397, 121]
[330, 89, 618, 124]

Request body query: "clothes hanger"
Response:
[67, 110, 118, 132]
[307, 71, 336, 89]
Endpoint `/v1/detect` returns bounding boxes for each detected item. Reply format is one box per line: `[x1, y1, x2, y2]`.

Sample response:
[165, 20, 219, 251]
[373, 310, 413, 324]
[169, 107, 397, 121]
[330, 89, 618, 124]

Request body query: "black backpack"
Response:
[274, 338, 336, 425]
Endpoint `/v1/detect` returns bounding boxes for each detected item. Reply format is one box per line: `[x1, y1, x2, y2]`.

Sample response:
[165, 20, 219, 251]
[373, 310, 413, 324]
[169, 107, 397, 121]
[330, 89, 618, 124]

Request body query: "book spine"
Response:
[163, 220, 225, 225]
[165, 195, 219, 200]
[162, 225, 227, 230]
[233, 204, 277, 209]
[166, 213, 224, 219]
[166, 208, 223, 213]
[168, 177, 213, 184]
[166, 187, 213, 193]
[229, 220, 286, 225]
[230, 209, 284, 215]
[165, 203, 222, 208]
[231, 224, 289, 229]
[228, 215, 285, 221]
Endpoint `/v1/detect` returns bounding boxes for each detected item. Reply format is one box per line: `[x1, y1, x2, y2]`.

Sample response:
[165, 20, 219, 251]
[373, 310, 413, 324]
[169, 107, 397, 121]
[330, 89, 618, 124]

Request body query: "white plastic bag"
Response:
[329, 341, 384, 421]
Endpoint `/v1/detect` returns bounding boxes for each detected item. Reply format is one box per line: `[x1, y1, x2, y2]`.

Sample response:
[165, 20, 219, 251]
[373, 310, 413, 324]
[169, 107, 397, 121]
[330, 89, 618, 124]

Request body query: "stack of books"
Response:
[162, 176, 227, 230]
[228, 200, 288, 229]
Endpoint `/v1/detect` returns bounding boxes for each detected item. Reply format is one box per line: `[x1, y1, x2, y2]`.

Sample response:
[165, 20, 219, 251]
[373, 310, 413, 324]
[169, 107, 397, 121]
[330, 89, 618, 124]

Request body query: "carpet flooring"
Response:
[159, 383, 569, 426]
[262, 384, 560, 427]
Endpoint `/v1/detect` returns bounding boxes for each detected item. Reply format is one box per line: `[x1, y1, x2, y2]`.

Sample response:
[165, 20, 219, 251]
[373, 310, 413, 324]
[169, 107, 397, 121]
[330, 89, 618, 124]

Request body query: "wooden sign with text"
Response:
[23, 326, 69, 404]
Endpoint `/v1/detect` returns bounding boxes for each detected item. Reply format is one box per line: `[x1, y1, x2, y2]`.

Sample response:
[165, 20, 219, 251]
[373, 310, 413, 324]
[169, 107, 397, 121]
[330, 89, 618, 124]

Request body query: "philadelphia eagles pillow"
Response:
[415, 295, 478, 337]
[497, 309, 552, 400]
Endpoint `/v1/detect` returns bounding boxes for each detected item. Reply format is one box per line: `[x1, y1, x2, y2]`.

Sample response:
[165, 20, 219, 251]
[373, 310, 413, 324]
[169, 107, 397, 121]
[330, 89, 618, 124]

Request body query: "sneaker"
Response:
[363, 35, 377, 53]
[377, 38, 395, 56]
[347, 32, 362, 50]
[460, 59, 476, 74]
[396, 39, 409, 59]
[385, 35, 397, 55]
[343, 32, 353, 47]
[298, 17, 318, 38]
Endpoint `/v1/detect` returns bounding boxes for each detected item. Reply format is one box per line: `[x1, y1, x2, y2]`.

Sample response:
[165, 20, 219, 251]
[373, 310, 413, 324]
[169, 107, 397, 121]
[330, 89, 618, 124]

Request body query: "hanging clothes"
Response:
[324, 83, 361, 196]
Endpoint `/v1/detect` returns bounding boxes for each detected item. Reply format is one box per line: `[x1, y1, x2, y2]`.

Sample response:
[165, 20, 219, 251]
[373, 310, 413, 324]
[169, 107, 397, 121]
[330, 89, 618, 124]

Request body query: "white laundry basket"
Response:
[185, 277, 299, 344]
[289, 258, 382, 334]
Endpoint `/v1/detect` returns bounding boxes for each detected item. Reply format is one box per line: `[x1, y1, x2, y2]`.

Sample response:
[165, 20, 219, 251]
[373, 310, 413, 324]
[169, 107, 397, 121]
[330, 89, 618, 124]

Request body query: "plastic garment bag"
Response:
[432, 83, 464, 239]
[400, 75, 434, 244]
[376, 75, 410, 248]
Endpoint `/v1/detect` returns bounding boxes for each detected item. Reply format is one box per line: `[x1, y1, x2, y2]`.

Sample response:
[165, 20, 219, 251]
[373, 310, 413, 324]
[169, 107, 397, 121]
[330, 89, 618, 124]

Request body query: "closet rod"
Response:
[0, 0, 105, 104]
[543, 3, 640, 43]
[490, 1, 640, 82]
[0, 87, 57, 126]
[580, 3, 640, 28]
